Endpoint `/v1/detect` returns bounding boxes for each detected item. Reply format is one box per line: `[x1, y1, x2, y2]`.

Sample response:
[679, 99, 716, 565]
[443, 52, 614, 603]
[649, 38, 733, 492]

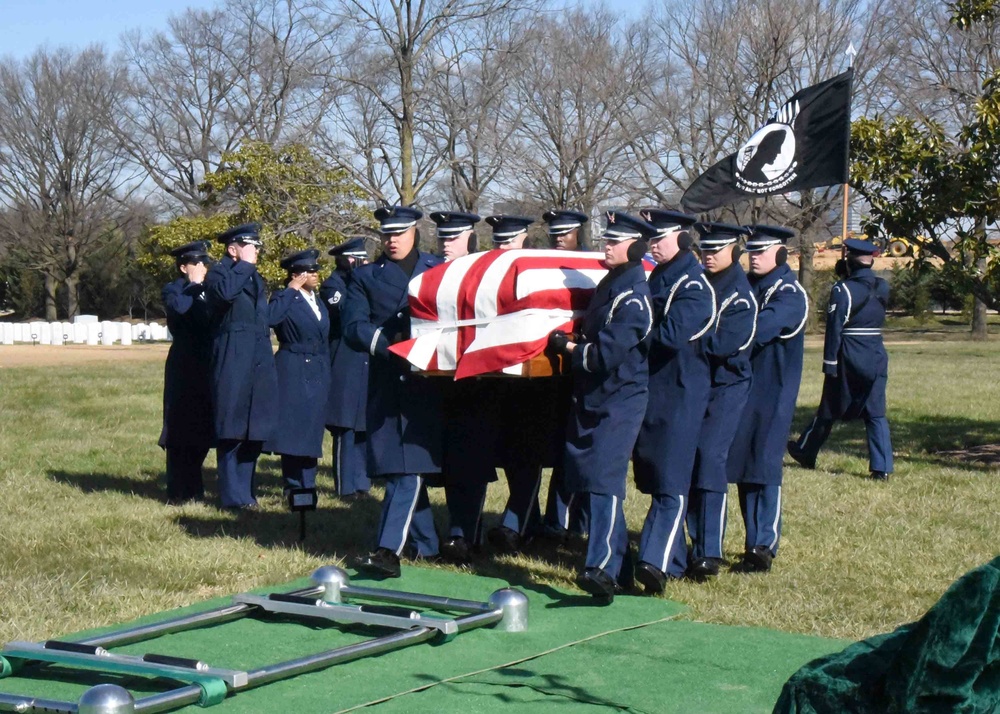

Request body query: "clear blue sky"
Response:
[4, 0, 639, 60]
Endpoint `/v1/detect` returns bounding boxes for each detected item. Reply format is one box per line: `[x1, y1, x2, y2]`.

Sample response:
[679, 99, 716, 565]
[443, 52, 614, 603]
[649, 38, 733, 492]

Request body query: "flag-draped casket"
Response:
[389, 250, 615, 378]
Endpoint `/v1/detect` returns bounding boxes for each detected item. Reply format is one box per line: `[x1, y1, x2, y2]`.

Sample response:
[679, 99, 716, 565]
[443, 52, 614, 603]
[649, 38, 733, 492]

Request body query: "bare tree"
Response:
[108, 0, 340, 214]
[323, 0, 537, 207]
[624, 0, 885, 296]
[421, 10, 528, 211]
[0, 48, 138, 319]
[505, 7, 647, 240]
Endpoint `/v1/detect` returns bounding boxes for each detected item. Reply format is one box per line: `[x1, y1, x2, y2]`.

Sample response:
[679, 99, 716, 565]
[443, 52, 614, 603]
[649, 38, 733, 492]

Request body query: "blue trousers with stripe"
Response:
[376, 474, 439, 557]
[330, 427, 371, 496]
[584, 493, 628, 578]
[737, 484, 781, 556]
[795, 415, 894, 473]
[499, 465, 543, 536]
[543, 465, 589, 535]
[686, 488, 727, 560]
[638, 494, 688, 578]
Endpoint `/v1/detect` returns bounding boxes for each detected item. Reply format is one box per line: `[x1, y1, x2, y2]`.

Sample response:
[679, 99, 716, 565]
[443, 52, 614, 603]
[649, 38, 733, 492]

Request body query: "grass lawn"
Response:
[0, 337, 997, 646]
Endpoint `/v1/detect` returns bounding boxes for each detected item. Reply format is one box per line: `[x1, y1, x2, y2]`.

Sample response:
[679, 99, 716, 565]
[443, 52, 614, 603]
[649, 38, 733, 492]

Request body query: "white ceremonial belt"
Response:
[843, 328, 882, 335]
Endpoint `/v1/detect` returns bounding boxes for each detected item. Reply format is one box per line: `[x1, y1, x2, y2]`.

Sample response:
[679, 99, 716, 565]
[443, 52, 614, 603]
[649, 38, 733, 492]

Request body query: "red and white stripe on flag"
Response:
[388, 250, 612, 379]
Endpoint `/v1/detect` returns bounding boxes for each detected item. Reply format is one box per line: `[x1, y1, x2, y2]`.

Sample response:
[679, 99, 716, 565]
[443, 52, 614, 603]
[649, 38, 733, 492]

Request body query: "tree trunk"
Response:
[65, 272, 80, 319]
[798, 236, 816, 330]
[970, 219, 988, 340]
[44, 273, 58, 321]
[971, 258, 989, 340]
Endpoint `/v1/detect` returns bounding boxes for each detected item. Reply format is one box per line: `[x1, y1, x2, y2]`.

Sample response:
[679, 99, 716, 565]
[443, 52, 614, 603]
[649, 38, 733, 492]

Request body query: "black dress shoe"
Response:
[635, 561, 668, 594]
[787, 441, 816, 469]
[617, 544, 636, 592]
[869, 471, 889, 481]
[353, 548, 401, 578]
[487, 526, 522, 554]
[732, 546, 773, 574]
[440, 537, 472, 563]
[576, 567, 621, 604]
[686, 557, 724, 581]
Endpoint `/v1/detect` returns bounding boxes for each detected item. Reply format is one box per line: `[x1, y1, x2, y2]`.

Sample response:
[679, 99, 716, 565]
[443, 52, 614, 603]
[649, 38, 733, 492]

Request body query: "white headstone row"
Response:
[0, 321, 172, 346]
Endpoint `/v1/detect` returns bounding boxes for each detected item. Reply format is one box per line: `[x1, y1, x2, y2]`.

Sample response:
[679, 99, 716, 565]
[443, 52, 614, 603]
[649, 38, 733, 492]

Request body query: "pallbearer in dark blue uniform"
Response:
[540, 209, 590, 542]
[343, 206, 444, 577]
[788, 239, 893, 480]
[631, 209, 716, 592]
[159, 240, 215, 504]
[687, 222, 756, 580]
[482, 215, 546, 554]
[430, 211, 496, 563]
[322, 237, 371, 499]
[727, 226, 808, 573]
[204, 223, 278, 510]
[265, 249, 331, 493]
[548, 211, 655, 603]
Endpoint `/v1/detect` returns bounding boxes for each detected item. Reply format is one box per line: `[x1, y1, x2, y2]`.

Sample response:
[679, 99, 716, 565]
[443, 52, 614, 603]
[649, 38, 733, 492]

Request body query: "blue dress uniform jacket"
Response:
[319, 270, 369, 432]
[565, 262, 653, 498]
[633, 251, 715, 495]
[818, 267, 889, 420]
[321, 270, 368, 432]
[727, 263, 808, 485]
[159, 278, 215, 449]
[265, 288, 331, 458]
[693, 262, 757, 493]
[342, 251, 445, 476]
[204, 257, 278, 442]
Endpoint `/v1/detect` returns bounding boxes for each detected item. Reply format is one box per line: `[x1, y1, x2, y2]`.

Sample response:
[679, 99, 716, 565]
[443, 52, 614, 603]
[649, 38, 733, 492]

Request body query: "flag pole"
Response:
[842, 43, 857, 242]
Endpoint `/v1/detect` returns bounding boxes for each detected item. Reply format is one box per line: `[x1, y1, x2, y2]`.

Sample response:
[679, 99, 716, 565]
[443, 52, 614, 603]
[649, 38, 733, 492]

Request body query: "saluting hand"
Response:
[288, 272, 310, 291]
[186, 262, 208, 284]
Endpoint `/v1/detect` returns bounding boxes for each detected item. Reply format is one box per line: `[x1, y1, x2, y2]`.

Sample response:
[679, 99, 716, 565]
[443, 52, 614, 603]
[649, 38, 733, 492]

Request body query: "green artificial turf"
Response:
[0, 567, 846, 714]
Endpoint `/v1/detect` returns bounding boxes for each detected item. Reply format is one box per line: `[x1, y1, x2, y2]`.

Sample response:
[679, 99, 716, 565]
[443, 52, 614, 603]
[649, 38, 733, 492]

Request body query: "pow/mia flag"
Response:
[681, 70, 853, 213]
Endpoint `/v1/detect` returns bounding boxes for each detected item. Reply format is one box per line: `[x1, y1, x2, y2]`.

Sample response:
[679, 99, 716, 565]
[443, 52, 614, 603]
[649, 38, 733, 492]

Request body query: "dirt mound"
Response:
[933, 444, 1000, 468]
[0, 344, 168, 368]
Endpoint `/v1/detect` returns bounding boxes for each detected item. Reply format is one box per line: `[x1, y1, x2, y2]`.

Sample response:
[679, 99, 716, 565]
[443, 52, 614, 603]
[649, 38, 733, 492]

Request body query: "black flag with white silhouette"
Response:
[681, 70, 853, 213]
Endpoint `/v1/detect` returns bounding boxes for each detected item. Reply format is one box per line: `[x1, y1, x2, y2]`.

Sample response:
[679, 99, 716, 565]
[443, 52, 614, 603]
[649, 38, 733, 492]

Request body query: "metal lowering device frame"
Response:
[0, 566, 528, 714]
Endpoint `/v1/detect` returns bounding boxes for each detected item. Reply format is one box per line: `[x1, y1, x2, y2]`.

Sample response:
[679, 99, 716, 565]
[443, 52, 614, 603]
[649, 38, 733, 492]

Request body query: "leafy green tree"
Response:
[141, 141, 370, 286]
[850, 2, 1000, 338]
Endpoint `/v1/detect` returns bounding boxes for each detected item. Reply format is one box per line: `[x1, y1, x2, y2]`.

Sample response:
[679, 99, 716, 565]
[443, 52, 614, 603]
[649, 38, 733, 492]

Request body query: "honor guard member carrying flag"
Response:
[265, 249, 331, 493]
[548, 211, 655, 603]
[159, 240, 216, 504]
[540, 209, 591, 542]
[726, 226, 808, 573]
[687, 222, 756, 580]
[483, 215, 549, 554]
[631, 209, 716, 592]
[343, 206, 445, 577]
[322, 237, 371, 499]
[429, 211, 497, 563]
[205, 223, 278, 511]
[788, 238, 893, 480]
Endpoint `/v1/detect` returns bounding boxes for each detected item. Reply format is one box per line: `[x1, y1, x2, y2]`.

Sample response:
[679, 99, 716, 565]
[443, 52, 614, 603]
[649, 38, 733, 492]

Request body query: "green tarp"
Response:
[775, 556, 1000, 714]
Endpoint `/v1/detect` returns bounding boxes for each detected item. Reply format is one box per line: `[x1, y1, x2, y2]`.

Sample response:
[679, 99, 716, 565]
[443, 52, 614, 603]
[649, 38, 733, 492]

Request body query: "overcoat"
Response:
[692, 262, 756, 493]
[564, 262, 652, 498]
[158, 278, 215, 449]
[320, 270, 369, 432]
[342, 251, 445, 476]
[632, 251, 715, 495]
[204, 257, 278, 442]
[264, 287, 331, 458]
[817, 267, 890, 420]
[727, 263, 808, 485]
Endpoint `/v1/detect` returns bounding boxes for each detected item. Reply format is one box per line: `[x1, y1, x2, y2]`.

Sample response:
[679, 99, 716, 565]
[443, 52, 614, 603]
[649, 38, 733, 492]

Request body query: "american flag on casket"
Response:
[389, 250, 651, 379]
